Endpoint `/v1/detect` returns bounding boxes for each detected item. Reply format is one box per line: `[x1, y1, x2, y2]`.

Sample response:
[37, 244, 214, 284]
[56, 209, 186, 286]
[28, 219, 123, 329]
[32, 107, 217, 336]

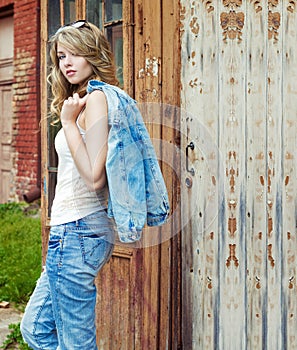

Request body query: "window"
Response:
[63, 0, 76, 24]
[48, 1, 124, 83]
[87, 0, 123, 86]
[45, 0, 132, 219]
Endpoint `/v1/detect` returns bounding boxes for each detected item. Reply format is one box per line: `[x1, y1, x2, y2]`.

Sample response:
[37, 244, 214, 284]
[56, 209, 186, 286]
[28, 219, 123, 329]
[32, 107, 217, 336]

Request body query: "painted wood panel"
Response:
[267, 1, 283, 347]
[283, 2, 297, 347]
[0, 86, 13, 203]
[181, 0, 297, 349]
[245, 2, 267, 348]
[0, 15, 13, 203]
[180, 1, 220, 347]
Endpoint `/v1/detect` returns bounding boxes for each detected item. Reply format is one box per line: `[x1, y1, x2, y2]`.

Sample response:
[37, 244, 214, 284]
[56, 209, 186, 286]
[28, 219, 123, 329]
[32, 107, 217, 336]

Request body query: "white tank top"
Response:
[50, 114, 108, 226]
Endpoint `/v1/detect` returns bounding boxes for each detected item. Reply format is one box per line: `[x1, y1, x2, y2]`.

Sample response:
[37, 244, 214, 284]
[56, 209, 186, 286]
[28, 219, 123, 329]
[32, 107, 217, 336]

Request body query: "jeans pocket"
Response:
[48, 228, 62, 250]
[79, 234, 113, 271]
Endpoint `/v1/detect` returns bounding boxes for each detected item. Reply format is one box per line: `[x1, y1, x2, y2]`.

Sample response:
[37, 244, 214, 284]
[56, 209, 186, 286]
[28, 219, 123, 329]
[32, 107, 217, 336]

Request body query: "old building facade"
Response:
[1, 0, 297, 349]
[0, 0, 40, 203]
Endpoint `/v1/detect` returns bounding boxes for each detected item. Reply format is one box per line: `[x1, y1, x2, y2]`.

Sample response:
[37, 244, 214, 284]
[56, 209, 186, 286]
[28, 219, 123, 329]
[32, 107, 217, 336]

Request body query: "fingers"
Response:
[80, 93, 88, 105]
[63, 95, 75, 104]
[72, 93, 80, 102]
[67, 93, 79, 103]
[64, 93, 88, 106]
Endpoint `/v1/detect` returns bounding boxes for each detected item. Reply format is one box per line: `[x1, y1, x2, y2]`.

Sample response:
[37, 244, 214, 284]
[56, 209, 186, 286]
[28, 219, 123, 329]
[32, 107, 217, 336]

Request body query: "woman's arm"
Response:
[60, 91, 108, 191]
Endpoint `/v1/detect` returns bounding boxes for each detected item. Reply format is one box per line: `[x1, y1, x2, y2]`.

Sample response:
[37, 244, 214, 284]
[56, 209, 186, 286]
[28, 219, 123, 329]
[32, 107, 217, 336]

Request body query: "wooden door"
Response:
[0, 15, 13, 203]
[181, 1, 297, 349]
[95, 0, 181, 348]
[40, 1, 181, 349]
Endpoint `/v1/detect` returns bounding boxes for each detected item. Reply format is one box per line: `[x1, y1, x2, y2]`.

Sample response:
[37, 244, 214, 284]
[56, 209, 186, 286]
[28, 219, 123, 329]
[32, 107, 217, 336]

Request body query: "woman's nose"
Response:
[63, 55, 72, 66]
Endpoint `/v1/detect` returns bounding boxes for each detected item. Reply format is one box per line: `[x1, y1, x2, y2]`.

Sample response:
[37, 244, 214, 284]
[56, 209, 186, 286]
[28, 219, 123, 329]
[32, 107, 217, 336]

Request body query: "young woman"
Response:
[21, 20, 170, 350]
[20, 21, 118, 350]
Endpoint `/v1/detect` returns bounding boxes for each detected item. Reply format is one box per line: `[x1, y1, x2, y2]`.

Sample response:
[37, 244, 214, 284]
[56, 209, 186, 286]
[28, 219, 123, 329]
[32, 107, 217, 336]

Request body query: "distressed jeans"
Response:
[21, 210, 115, 350]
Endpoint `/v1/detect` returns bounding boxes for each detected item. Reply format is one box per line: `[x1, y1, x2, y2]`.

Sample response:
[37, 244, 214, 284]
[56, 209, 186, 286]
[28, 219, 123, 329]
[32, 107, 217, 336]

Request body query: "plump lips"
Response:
[66, 70, 76, 76]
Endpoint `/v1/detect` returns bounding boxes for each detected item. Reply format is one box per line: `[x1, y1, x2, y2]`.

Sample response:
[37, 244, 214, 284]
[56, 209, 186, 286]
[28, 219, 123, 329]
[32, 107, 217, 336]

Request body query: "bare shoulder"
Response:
[85, 90, 108, 124]
[86, 90, 106, 107]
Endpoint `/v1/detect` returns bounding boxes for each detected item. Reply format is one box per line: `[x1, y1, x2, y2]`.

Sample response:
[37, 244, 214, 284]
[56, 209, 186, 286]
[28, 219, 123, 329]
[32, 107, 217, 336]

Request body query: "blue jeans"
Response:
[21, 210, 115, 350]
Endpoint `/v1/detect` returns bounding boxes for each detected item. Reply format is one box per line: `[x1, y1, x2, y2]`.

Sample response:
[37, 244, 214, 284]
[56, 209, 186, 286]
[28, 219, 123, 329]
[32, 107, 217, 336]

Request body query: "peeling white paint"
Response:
[138, 57, 159, 78]
[146, 57, 159, 76]
[181, 0, 296, 349]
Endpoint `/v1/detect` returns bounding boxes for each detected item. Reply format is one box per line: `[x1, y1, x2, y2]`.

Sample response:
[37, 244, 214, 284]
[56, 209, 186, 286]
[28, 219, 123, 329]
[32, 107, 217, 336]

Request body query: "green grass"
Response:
[0, 202, 42, 305]
[0, 202, 41, 350]
[1, 323, 32, 350]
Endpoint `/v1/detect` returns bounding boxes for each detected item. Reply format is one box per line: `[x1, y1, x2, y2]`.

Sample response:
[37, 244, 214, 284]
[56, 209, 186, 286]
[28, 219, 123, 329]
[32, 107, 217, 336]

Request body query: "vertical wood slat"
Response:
[218, 0, 247, 347]
[134, 1, 162, 349]
[267, 1, 283, 348]
[246, 2, 267, 349]
[122, 0, 134, 96]
[60, 0, 65, 25]
[77, 0, 85, 20]
[283, 4, 297, 348]
[40, 1, 49, 265]
[133, 0, 182, 348]
[95, 248, 135, 350]
[180, 1, 219, 348]
[160, 0, 182, 348]
[180, 0, 197, 346]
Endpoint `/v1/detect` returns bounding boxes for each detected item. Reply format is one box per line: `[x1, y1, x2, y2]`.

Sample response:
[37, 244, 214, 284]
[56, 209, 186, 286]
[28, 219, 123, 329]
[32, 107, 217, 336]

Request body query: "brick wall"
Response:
[0, 0, 40, 201]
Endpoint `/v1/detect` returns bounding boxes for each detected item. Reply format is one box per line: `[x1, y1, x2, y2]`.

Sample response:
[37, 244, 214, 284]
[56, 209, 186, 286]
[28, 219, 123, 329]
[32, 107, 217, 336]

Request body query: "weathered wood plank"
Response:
[180, 0, 220, 348]
[217, 0, 247, 347]
[40, 1, 50, 264]
[135, 1, 162, 349]
[181, 1, 297, 349]
[245, 2, 267, 349]
[96, 248, 135, 349]
[266, 0, 283, 348]
[282, 3, 297, 349]
[160, 0, 182, 348]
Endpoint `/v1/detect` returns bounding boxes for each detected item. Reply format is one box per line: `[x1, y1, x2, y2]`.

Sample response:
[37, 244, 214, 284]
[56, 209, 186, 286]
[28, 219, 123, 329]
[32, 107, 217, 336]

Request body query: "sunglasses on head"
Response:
[56, 20, 91, 34]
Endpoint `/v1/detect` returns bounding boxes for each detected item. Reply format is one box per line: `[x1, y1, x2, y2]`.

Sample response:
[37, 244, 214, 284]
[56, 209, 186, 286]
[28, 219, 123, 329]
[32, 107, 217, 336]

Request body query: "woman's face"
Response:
[57, 43, 93, 85]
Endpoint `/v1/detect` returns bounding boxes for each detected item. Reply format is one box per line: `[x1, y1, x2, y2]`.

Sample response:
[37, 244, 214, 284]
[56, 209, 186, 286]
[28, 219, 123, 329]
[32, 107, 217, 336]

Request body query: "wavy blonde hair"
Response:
[48, 21, 119, 121]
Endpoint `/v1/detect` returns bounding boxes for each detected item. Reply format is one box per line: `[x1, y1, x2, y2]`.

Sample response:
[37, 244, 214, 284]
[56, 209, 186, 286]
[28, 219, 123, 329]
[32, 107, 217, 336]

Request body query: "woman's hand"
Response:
[61, 93, 88, 126]
[61, 90, 108, 191]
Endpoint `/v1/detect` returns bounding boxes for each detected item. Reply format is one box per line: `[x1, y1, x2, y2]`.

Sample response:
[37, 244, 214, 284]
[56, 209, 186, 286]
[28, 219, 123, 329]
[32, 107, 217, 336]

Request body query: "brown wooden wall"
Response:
[40, 0, 182, 349]
[94, 1, 182, 348]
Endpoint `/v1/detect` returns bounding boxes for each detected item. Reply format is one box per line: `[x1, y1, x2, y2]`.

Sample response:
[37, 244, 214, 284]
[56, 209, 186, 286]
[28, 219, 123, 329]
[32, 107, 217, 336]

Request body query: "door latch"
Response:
[186, 142, 195, 176]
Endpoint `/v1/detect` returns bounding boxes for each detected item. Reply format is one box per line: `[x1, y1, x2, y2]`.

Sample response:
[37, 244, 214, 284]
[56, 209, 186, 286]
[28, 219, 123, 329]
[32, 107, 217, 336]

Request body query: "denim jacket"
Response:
[87, 80, 170, 243]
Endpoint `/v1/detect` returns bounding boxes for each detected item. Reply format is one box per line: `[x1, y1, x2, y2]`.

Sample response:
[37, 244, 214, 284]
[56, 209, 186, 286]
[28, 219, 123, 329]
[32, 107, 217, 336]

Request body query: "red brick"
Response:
[0, 0, 40, 200]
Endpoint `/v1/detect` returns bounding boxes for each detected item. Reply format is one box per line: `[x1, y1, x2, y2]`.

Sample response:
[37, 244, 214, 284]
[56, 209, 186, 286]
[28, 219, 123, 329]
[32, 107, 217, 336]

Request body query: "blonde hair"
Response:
[48, 21, 119, 120]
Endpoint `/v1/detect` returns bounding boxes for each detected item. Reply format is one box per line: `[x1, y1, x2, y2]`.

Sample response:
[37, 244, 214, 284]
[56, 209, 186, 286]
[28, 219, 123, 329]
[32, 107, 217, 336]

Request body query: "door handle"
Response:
[186, 142, 195, 176]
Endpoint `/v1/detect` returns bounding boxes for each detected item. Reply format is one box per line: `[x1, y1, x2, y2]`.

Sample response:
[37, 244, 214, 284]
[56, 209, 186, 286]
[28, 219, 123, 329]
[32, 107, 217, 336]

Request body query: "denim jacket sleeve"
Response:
[87, 80, 170, 243]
